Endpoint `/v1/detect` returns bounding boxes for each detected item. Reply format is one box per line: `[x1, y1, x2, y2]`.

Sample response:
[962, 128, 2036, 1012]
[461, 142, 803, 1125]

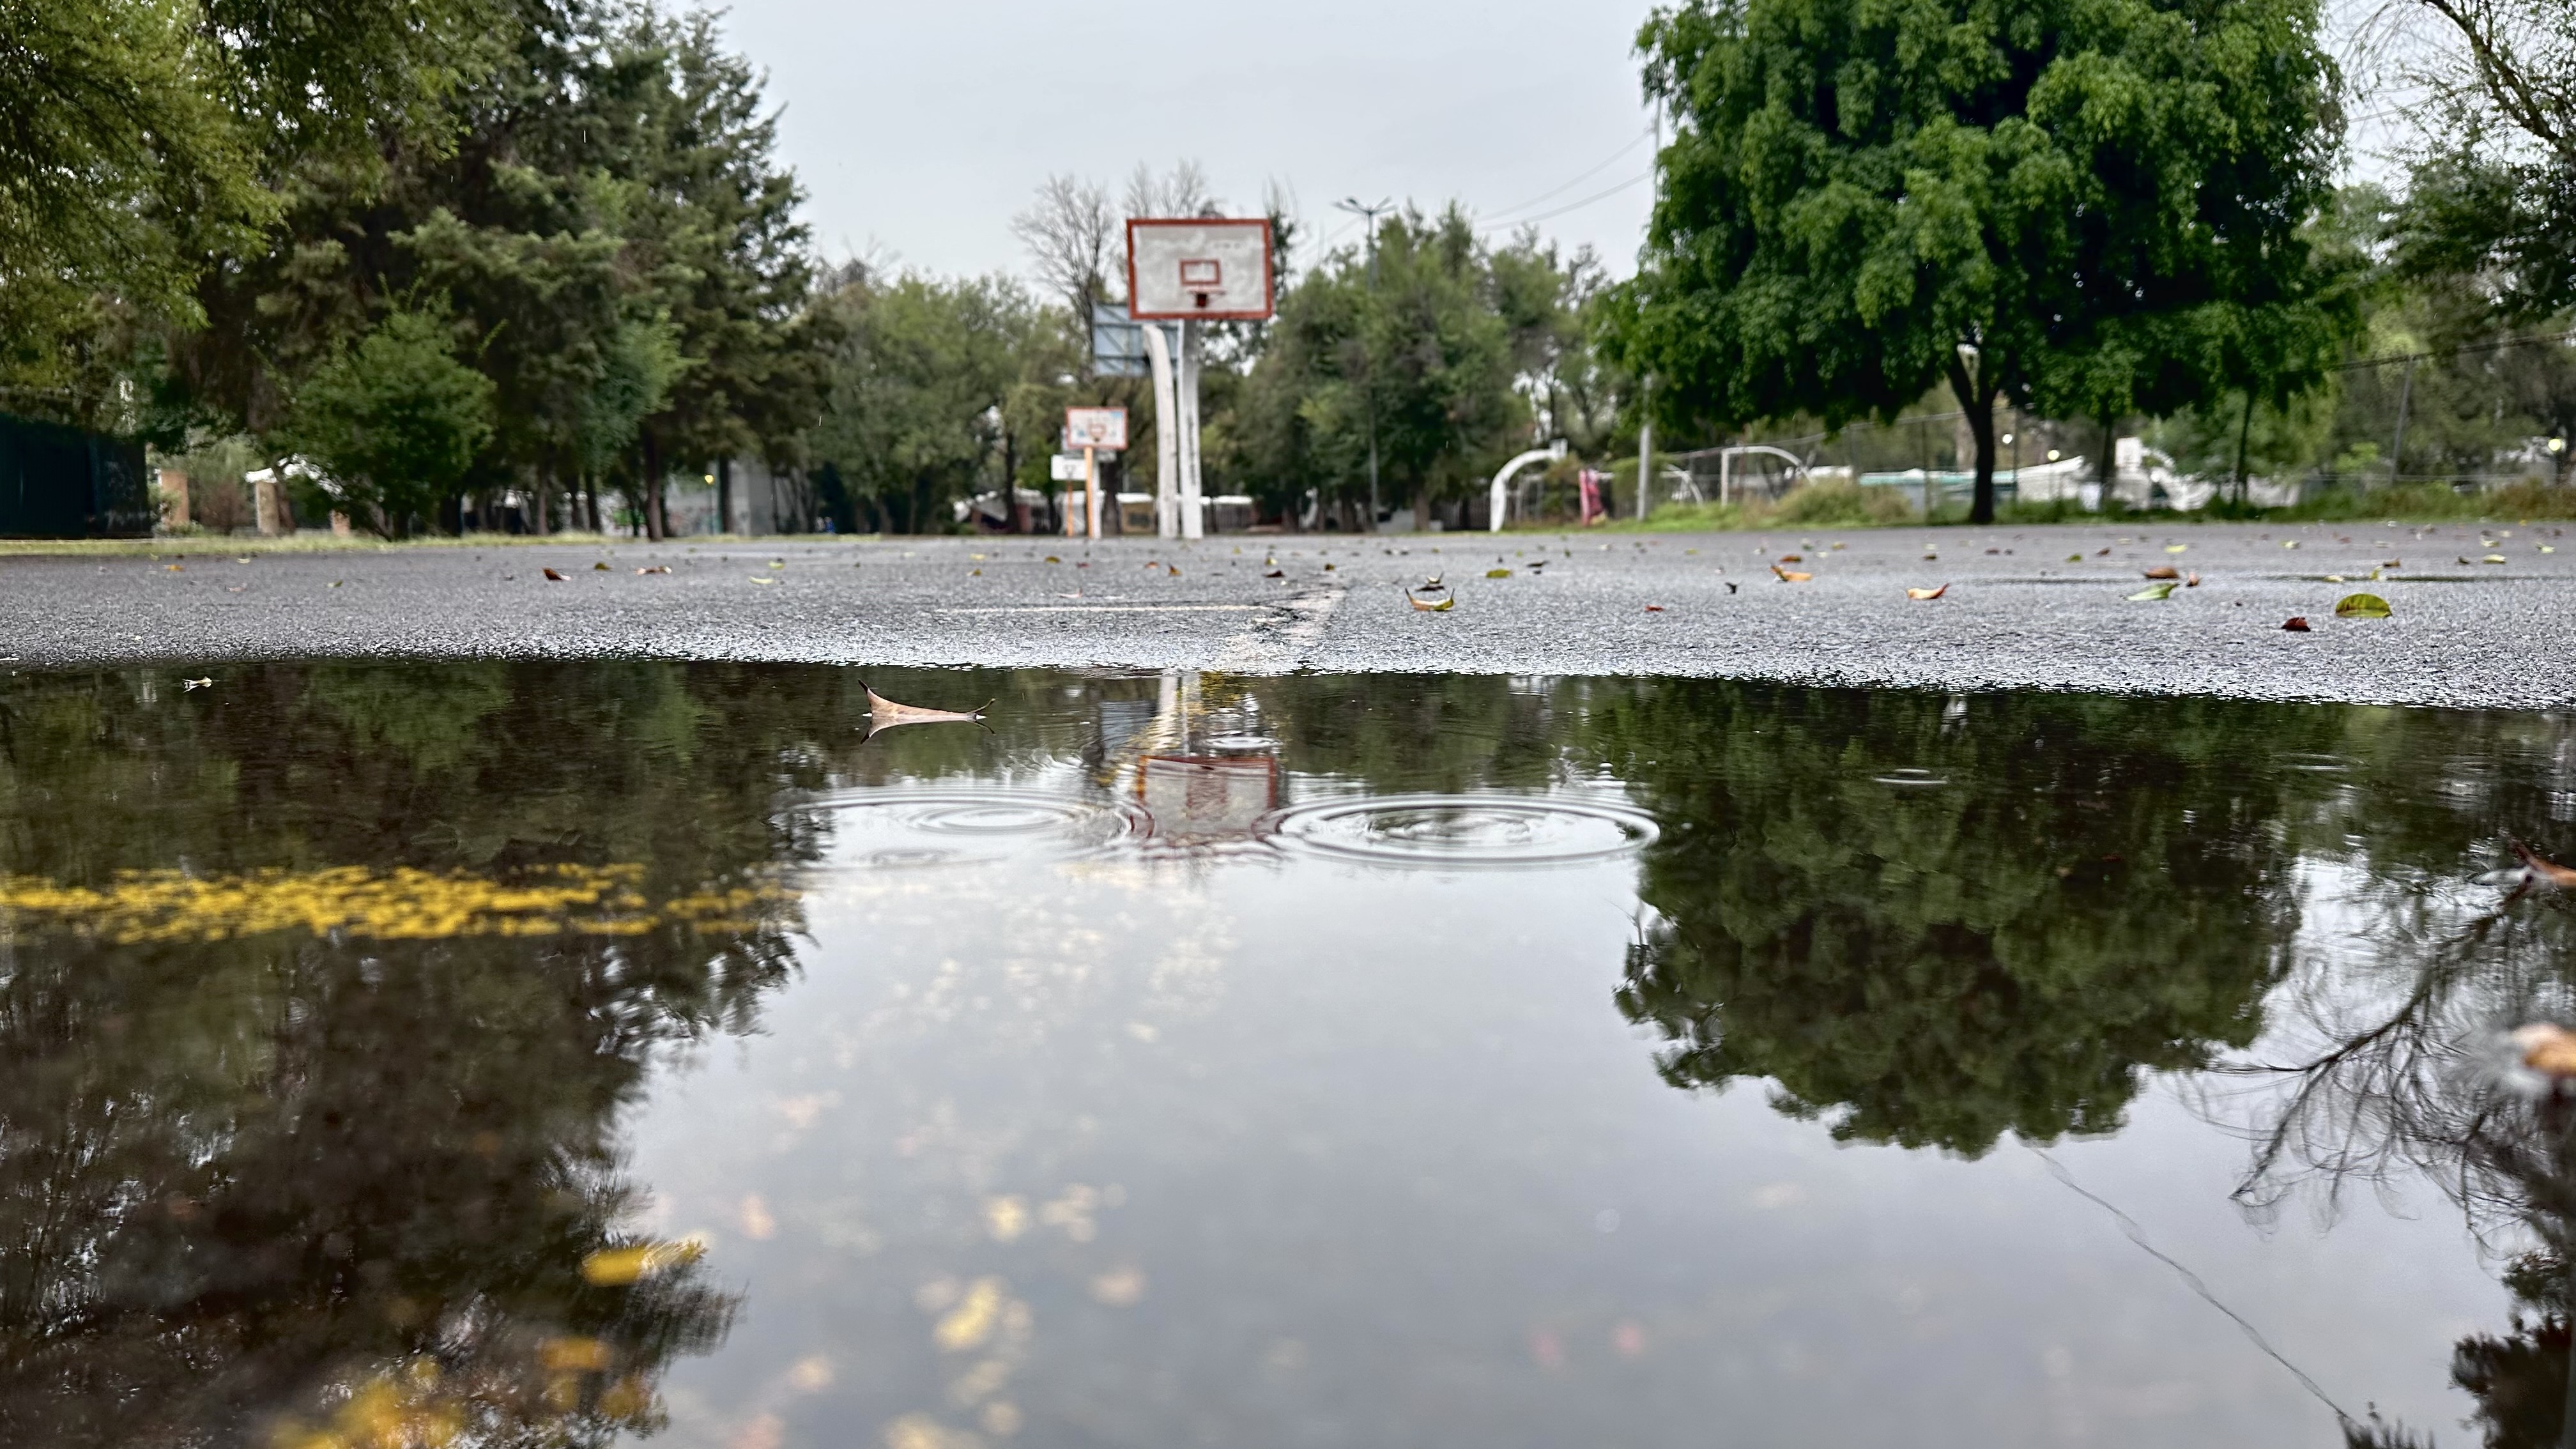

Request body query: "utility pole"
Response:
[1337, 196, 1392, 531]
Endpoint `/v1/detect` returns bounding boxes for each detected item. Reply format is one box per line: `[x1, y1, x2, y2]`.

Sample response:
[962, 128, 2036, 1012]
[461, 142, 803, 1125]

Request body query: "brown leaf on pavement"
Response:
[2281, 616, 2310, 631]
[1405, 588, 1455, 611]
[1771, 564, 1812, 582]
[1906, 585, 1947, 600]
[542, 568, 568, 581]
[2142, 565, 2179, 579]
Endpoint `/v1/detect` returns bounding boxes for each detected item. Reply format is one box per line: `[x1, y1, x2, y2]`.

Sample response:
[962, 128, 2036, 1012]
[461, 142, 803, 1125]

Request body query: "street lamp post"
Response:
[1336, 197, 1392, 532]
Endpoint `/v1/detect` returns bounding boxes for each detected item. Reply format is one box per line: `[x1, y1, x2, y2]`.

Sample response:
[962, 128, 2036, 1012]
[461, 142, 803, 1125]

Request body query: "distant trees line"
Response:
[6, 0, 2571, 535]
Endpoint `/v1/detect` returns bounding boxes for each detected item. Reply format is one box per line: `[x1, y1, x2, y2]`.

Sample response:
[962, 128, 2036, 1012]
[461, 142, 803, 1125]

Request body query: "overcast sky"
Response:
[712, 0, 1662, 284]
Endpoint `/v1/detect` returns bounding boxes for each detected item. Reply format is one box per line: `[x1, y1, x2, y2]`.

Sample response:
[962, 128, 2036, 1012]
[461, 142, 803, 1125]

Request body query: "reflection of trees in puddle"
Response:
[0, 662, 835, 1443]
[1590, 684, 2316, 1154]
[2225, 874, 2576, 1449]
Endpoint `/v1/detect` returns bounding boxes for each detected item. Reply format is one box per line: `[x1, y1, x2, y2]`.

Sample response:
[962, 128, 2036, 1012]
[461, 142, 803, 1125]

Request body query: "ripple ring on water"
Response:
[1254, 793, 1659, 868]
[802, 788, 1151, 866]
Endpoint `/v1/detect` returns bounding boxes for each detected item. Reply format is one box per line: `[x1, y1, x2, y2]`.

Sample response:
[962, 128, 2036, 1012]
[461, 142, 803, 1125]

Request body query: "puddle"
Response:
[1, 661, 2571, 1446]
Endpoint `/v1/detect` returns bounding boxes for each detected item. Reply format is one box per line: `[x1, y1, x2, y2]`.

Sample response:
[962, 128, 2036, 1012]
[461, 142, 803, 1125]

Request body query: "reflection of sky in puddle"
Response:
[6, 661, 2572, 1448]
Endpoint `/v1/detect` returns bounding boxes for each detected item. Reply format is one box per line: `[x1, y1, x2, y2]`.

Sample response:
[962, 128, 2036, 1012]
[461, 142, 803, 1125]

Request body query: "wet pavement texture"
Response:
[6, 519, 2575, 708]
[2, 660, 2570, 1446]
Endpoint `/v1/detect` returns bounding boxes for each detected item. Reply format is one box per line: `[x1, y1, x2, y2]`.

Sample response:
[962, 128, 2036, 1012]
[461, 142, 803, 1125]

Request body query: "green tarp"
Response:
[0, 411, 151, 538]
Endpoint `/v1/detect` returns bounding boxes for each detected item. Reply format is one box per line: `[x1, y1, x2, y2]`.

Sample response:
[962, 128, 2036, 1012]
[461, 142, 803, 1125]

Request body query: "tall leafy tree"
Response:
[1232, 207, 1567, 526]
[1601, 0, 2354, 522]
[809, 269, 1040, 533]
[0, 0, 497, 427]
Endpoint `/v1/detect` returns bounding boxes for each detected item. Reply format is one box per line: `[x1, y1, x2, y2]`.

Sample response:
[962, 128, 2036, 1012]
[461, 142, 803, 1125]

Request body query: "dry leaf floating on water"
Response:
[864, 687, 989, 729]
[2513, 1023, 2576, 1080]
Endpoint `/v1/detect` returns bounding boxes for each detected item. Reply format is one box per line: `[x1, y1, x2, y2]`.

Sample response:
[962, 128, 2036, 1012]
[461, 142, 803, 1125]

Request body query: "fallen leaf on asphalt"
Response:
[2142, 565, 2179, 579]
[2283, 617, 2311, 631]
[2128, 581, 2177, 601]
[2096, 547, 2112, 556]
[2185, 572, 2201, 587]
[1726, 581, 1738, 593]
[164, 564, 182, 572]
[1771, 564, 1811, 582]
[748, 576, 777, 585]
[2543, 546, 2558, 555]
[1644, 604, 1665, 612]
[2066, 553, 2083, 562]
[2483, 553, 2508, 564]
[2382, 558, 2402, 567]
[865, 686, 989, 726]
[2323, 574, 2345, 583]
[1485, 568, 1512, 578]
[2458, 556, 2478, 565]
[2334, 592, 2391, 617]
[592, 562, 610, 571]
[2282, 540, 2299, 549]
[1405, 588, 1455, 611]
[635, 565, 670, 574]
[2165, 544, 2188, 554]
[1777, 554, 1802, 563]
[543, 568, 568, 581]
[328, 580, 343, 588]
[1045, 555, 1060, 564]
[1167, 565, 1179, 576]
[769, 559, 784, 569]
[1264, 569, 1284, 578]
[1322, 562, 1336, 571]
[182, 677, 213, 690]
[1418, 574, 1446, 592]
[1906, 585, 1948, 600]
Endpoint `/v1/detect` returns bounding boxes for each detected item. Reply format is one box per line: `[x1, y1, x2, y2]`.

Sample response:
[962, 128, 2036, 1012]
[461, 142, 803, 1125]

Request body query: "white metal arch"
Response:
[1487, 440, 1568, 533]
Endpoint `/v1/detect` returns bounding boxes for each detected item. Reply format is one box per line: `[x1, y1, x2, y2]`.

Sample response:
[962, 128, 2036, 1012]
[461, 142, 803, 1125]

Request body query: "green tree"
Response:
[286, 307, 497, 535]
[1603, 0, 2353, 523]
[0, 0, 500, 429]
[1233, 207, 1566, 527]
[810, 269, 1039, 533]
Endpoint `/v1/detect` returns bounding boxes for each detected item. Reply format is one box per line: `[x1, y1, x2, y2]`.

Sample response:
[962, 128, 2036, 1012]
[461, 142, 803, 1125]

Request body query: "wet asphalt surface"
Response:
[6, 519, 2574, 708]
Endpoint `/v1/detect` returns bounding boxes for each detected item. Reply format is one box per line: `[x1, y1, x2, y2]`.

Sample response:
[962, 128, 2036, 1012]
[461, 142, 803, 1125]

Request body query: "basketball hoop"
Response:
[1127, 219, 1274, 321]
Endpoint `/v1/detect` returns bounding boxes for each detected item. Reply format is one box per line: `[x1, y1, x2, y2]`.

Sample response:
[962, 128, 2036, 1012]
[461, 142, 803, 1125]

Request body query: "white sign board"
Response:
[1050, 453, 1089, 482]
[1127, 218, 1275, 321]
[1064, 406, 1128, 451]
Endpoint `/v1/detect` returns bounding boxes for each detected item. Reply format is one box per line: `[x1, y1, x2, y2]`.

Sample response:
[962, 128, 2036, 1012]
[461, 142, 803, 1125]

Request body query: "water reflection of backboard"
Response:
[1137, 755, 1279, 844]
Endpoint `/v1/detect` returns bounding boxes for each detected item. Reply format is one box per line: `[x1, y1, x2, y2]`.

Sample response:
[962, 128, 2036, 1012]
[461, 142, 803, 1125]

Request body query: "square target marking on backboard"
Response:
[1127, 218, 1275, 321]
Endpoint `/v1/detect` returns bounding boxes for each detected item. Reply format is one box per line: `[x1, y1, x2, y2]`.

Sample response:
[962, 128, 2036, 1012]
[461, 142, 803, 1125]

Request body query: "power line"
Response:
[2027, 1144, 2358, 1432]
[1481, 128, 1654, 224]
[1483, 170, 1652, 231]
[2335, 326, 2576, 371]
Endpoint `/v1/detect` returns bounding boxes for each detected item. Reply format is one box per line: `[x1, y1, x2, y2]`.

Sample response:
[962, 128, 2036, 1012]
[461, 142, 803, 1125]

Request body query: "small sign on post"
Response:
[1063, 407, 1128, 452]
[1048, 454, 1089, 482]
[1063, 408, 1126, 540]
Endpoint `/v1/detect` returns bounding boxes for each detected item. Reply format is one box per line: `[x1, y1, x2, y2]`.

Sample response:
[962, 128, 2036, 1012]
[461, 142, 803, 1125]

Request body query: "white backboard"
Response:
[1064, 406, 1128, 450]
[1127, 218, 1275, 321]
[1049, 453, 1089, 482]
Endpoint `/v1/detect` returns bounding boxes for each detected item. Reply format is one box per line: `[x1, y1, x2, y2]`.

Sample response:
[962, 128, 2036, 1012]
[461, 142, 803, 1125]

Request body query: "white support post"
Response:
[1084, 445, 1101, 540]
[1179, 321, 1205, 540]
[1143, 323, 1179, 539]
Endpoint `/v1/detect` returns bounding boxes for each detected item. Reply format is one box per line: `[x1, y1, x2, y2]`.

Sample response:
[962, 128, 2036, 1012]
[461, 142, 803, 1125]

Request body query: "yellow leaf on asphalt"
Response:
[2128, 581, 2177, 601]
[2334, 592, 2392, 618]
